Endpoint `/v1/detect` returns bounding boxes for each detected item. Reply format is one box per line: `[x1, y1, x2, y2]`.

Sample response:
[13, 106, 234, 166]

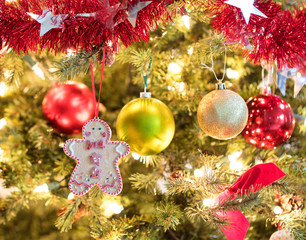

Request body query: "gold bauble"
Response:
[270, 230, 294, 240]
[197, 85, 248, 140]
[116, 94, 175, 156]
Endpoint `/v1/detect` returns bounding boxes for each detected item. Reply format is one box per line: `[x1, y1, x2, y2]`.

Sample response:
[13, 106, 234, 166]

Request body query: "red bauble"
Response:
[242, 94, 295, 149]
[42, 81, 95, 135]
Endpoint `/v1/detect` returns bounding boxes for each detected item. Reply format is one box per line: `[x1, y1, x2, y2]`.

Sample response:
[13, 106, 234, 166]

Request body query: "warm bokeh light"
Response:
[273, 206, 283, 214]
[202, 198, 215, 207]
[131, 152, 141, 160]
[101, 200, 124, 217]
[188, 46, 194, 55]
[194, 168, 205, 178]
[228, 151, 242, 162]
[168, 62, 182, 75]
[182, 15, 190, 29]
[0, 82, 8, 97]
[33, 183, 49, 193]
[226, 68, 240, 79]
[32, 64, 45, 80]
[228, 152, 244, 171]
[0, 118, 7, 129]
[67, 192, 75, 200]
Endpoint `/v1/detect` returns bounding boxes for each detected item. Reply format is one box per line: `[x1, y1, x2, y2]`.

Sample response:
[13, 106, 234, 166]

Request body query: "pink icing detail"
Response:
[101, 132, 106, 137]
[85, 131, 92, 137]
[90, 166, 102, 178]
[86, 139, 105, 150]
[63, 118, 130, 196]
[89, 152, 102, 166]
[102, 178, 119, 189]
[71, 180, 91, 188]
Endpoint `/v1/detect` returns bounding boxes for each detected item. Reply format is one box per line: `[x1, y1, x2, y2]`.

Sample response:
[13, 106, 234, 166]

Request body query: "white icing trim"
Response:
[116, 143, 124, 156]
[69, 141, 75, 155]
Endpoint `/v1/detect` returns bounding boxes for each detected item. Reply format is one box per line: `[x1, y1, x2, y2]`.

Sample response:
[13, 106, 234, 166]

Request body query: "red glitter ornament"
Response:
[242, 94, 295, 149]
[42, 81, 95, 135]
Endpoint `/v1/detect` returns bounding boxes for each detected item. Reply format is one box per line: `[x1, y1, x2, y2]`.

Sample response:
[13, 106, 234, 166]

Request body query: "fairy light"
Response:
[67, 192, 75, 200]
[228, 151, 244, 171]
[274, 206, 283, 215]
[33, 183, 49, 193]
[194, 168, 205, 177]
[32, 64, 45, 80]
[188, 46, 194, 55]
[101, 200, 124, 217]
[297, 72, 302, 78]
[226, 68, 240, 79]
[132, 152, 140, 160]
[202, 198, 215, 207]
[168, 81, 186, 95]
[182, 15, 190, 29]
[0, 118, 7, 129]
[168, 62, 182, 75]
[66, 49, 76, 56]
[0, 82, 8, 97]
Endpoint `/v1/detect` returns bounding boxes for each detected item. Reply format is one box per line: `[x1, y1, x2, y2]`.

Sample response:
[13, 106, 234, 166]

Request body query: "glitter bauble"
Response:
[197, 88, 248, 140]
[242, 94, 295, 149]
[42, 81, 95, 135]
[269, 230, 294, 240]
[116, 95, 175, 156]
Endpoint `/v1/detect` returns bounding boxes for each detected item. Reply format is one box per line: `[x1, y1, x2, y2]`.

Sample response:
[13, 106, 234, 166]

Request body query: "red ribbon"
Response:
[215, 162, 286, 240]
[90, 49, 106, 118]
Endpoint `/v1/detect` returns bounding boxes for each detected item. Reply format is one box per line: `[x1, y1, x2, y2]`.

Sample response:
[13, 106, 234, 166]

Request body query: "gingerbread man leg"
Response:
[96, 144, 128, 195]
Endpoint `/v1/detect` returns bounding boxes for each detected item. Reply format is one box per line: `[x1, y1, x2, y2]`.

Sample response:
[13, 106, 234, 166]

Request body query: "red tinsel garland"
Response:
[0, 0, 174, 53]
[207, 0, 306, 71]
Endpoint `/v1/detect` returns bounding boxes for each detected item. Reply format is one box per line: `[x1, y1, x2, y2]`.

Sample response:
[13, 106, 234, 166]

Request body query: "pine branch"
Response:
[185, 204, 225, 225]
[54, 156, 75, 177]
[192, 33, 230, 65]
[55, 196, 84, 232]
[0, 190, 31, 223]
[129, 173, 160, 194]
[0, 51, 24, 85]
[272, 210, 306, 240]
[155, 202, 184, 231]
[53, 50, 96, 81]
[90, 215, 146, 240]
[116, 47, 152, 73]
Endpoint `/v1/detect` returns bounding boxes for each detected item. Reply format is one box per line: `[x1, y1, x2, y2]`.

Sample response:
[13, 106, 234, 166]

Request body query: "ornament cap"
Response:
[140, 92, 151, 98]
[261, 86, 272, 94]
[216, 82, 226, 90]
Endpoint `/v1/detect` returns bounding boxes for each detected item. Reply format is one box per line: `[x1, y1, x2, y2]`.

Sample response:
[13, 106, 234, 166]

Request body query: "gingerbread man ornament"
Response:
[64, 119, 130, 195]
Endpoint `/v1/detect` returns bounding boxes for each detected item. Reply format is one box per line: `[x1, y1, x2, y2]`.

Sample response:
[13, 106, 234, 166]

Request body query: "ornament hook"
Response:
[140, 53, 153, 93]
[201, 44, 227, 84]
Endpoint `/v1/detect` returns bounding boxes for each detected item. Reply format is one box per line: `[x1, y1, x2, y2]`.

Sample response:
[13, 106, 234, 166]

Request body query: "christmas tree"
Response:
[0, 0, 305, 239]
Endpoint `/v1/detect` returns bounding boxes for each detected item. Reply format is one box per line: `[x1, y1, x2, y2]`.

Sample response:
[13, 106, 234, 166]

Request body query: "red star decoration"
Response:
[96, 0, 121, 29]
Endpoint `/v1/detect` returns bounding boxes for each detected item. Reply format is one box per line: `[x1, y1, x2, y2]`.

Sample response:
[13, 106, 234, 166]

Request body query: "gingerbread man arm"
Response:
[63, 139, 85, 160]
[109, 141, 130, 159]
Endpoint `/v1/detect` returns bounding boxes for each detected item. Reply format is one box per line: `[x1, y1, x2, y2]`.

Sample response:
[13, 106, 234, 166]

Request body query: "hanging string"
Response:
[201, 44, 227, 83]
[140, 53, 153, 92]
[89, 48, 106, 118]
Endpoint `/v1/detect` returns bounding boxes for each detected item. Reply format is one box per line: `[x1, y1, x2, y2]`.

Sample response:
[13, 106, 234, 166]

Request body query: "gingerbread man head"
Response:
[83, 119, 111, 142]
